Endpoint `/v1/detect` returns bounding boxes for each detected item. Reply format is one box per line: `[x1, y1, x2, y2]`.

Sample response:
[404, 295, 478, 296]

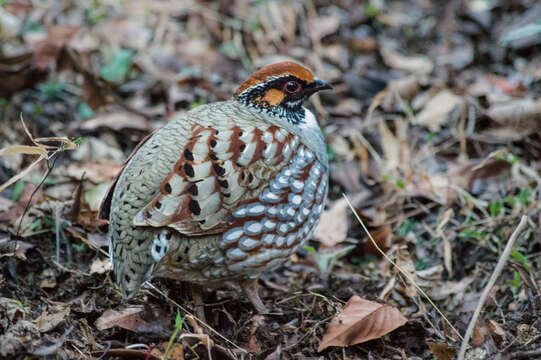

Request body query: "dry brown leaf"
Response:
[77, 111, 151, 132]
[318, 295, 407, 351]
[329, 161, 362, 193]
[39, 269, 57, 289]
[426, 341, 456, 360]
[95, 348, 160, 360]
[378, 119, 400, 170]
[308, 14, 340, 39]
[95, 306, 145, 332]
[0, 145, 46, 194]
[313, 198, 348, 247]
[395, 246, 418, 298]
[89, 257, 112, 274]
[65, 161, 123, 184]
[151, 342, 184, 360]
[0, 236, 35, 260]
[486, 98, 541, 130]
[0, 145, 47, 157]
[380, 46, 434, 75]
[0, 124, 79, 193]
[332, 98, 362, 116]
[487, 320, 506, 339]
[363, 223, 392, 256]
[414, 90, 464, 131]
[33, 25, 79, 70]
[382, 76, 419, 111]
[35, 306, 70, 333]
[429, 272, 476, 300]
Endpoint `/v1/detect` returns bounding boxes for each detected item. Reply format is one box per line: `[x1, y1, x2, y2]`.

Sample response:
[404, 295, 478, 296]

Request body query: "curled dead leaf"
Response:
[426, 341, 456, 360]
[429, 272, 476, 301]
[313, 198, 349, 247]
[77, 111, 151, 132]
[380, 46, 433, 75]
[395, 246, 419, 298]
[382, 76, 419, 111]
[95, 306, 145, 332]
[318, 295, 407, 351]
[35, 306, 70, 333]
[414, 90, 464, 131]
[33, 25, 79, 70]
[89, 257, 112, 274]
[486, 98, 541, 131]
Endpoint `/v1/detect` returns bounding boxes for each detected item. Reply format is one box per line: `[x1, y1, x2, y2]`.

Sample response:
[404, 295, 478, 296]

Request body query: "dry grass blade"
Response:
[0, 156, 44, 193]
[0, 145, 47, 157]
[0, 116, 79, 194]
[457, 215, 528, 360]
[342, 193, 463, 341]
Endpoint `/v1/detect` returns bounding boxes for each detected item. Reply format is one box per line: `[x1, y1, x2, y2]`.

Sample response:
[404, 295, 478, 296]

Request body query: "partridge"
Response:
[99, 61, 332, 313]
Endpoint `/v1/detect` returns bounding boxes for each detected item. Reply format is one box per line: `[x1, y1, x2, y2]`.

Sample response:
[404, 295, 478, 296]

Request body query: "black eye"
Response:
[284, 81, 301, 94]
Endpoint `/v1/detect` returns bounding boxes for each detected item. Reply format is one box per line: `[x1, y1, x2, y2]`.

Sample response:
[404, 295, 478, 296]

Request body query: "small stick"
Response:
[457, 215, 528, 359]
[343, 194, 463, 341]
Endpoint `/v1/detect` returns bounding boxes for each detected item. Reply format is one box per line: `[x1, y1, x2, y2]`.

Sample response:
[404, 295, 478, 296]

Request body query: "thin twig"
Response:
[16, 153, 61, 236]
[457, 215, 528, 359]
[146, 283, 245, 354]
[343, 193, 464, 341]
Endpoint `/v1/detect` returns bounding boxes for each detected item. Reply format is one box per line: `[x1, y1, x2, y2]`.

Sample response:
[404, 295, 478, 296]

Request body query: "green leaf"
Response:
[397, 219, 418, 236]
[100, 49, 134, 82]
[219, 41, 239, 59]
[509, 270, 521, 291]
[511, 250, 530, 271]
[30, 218, 42, 230]
[78, 102, 94, 119]
[189, 98, 207, 109]
[517, 186, 532, 206]
[326, 145, 336, 161]
[415, 258, 429, 270]
[175, 310, 183, 329]
[37, 82, 65, 97]
[85, 182, 111, 211]
[74, 137, 83, 146]
[11, 180, 25, 202]
[501, 22, 541, 44]
[489, 201, 502, 217]
[459, 228, 482, 240]
[26, 21, 45, 33]
[396, 179, 405, 189]
[303, 245, 316, 254]
[505, 196, 516, 206]
[15, 299, 24, 309]
[72, 243, 86, 252]
[365, 4, 379, 17]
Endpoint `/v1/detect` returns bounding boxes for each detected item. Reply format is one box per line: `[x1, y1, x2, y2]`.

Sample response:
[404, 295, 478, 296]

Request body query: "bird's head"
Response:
[234, 61, 332, 125]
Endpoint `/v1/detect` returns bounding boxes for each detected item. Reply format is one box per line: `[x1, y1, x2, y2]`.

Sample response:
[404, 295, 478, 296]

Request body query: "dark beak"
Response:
[305, 78, 332, 98]
[313, 78, 333, 91]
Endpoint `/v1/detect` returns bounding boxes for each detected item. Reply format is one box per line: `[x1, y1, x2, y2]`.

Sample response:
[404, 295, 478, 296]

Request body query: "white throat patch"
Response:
[298, 108, 319, 132]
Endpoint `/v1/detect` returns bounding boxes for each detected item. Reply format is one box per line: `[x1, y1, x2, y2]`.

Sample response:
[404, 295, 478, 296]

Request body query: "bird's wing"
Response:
[133, 122, 299, 236]
[98, 130, 157, 221]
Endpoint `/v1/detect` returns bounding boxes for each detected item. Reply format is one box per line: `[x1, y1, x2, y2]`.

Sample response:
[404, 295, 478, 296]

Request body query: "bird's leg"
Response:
[190, 284, 206, 322]
[240, 278, 268, 314]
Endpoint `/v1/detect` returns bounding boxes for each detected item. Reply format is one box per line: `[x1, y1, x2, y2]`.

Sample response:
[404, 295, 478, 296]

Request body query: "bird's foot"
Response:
[240, 278, 268, 314]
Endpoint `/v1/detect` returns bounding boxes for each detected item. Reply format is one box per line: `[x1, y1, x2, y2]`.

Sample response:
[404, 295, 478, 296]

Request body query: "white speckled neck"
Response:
[245, 104, 328, 169]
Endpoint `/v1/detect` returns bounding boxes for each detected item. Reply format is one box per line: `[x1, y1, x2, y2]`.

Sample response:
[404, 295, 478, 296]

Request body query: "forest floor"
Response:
[1, 0, 541, 359]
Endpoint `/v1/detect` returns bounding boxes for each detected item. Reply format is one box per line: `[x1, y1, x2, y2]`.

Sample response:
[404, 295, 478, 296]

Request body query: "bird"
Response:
[98, 61, 332, 314]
